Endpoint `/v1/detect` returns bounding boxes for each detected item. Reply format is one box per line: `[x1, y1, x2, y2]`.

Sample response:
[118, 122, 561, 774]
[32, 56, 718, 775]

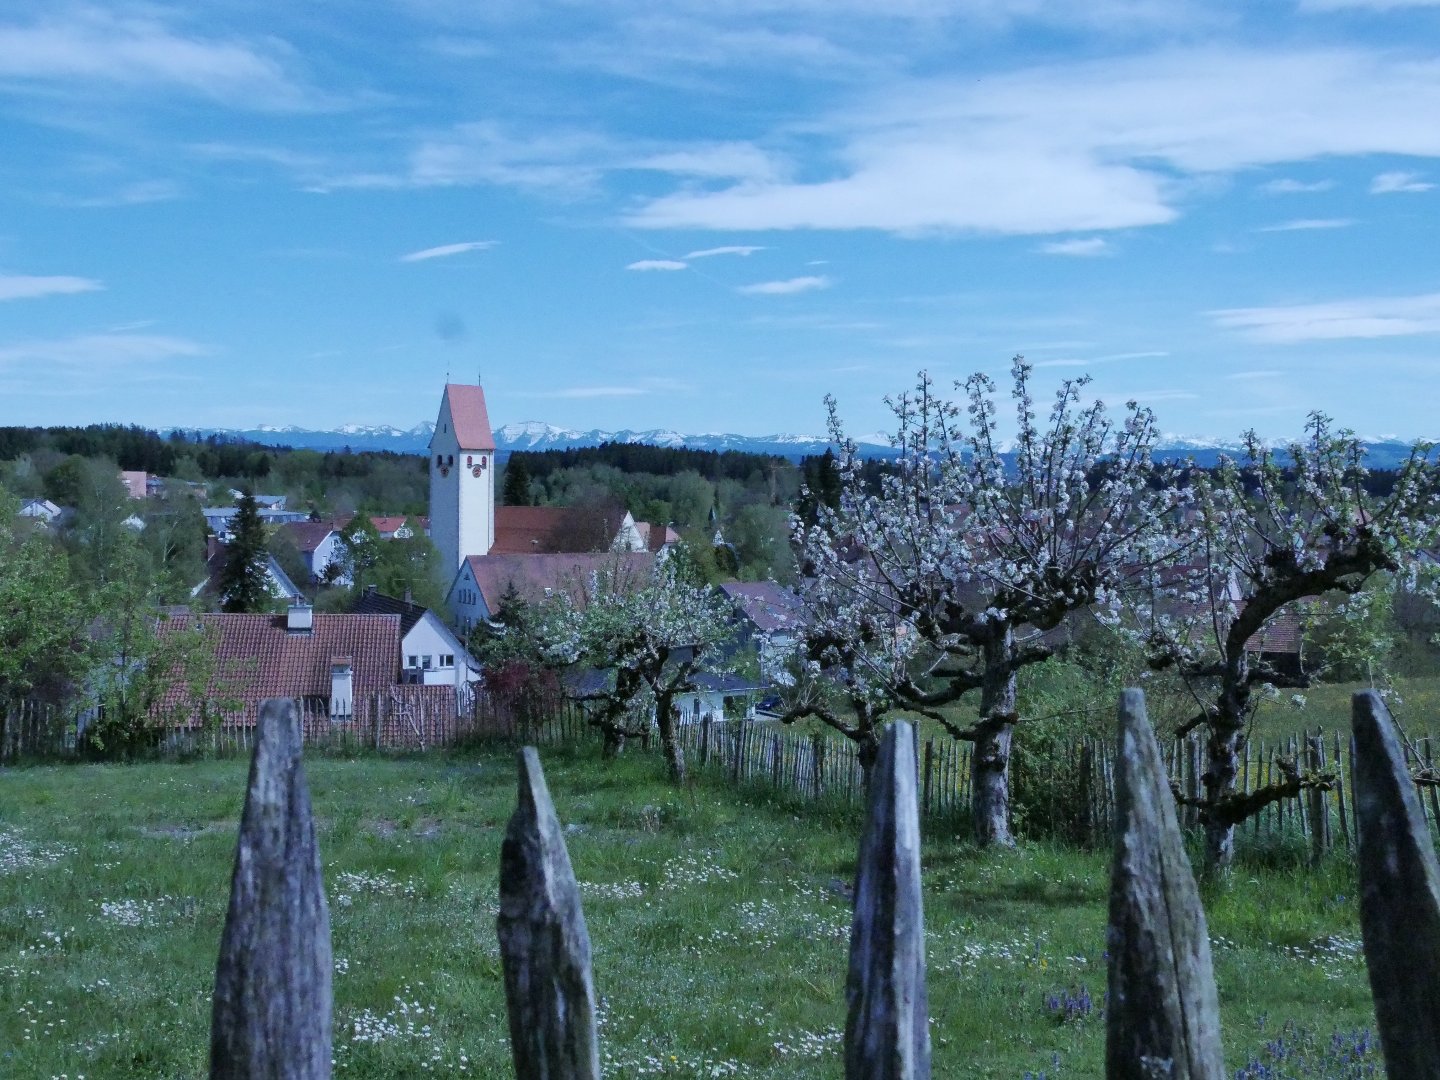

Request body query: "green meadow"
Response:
[1, 744, 1385, 1078]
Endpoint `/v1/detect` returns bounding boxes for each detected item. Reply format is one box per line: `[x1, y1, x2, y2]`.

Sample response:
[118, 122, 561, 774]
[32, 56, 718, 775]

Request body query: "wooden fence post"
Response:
[497, 747, 601, 1080]
[812, 731, 826, 799]
[210, 698, 332, 1080]
[845, 721, 930, 1080]
[1106, 689, 1224, 1080]
[1305, 734, 1329, 864]
[1351, 690, 1440, 1077]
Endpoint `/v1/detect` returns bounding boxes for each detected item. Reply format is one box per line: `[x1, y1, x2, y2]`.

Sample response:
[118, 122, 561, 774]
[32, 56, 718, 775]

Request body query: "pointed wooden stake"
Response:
[497, 747, 601, 1080]
[1106, 689, 1223, 1080]
[211, 698, 332, 1079]
[845, 721, 930, 1080]
[1351, 690, 1440, 1078]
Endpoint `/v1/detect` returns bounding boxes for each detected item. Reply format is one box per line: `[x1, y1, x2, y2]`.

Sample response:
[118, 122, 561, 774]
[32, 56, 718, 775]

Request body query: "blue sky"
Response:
[2, 1, 1439, 442]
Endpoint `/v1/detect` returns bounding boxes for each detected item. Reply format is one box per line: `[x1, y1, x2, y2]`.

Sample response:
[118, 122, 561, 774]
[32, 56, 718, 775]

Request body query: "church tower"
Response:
[429, 383, 495, 573]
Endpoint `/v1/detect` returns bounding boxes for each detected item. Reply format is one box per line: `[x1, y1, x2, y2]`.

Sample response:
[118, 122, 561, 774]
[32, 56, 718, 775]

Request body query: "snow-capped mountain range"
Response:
[178, 421, 1431, 469]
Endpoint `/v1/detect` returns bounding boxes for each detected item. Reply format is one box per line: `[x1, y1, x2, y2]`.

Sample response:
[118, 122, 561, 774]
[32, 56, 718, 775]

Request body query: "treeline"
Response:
[509, 442, 791, 485]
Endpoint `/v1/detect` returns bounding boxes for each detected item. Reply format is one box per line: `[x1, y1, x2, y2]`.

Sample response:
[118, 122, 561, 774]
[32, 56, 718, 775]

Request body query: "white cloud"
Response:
[1037, 237, 1111, 256]
[737, 275, 833, 295]
[0, 332, 209, 369]
[69, 180, 182, 207]
[635, 144, 782, 184]
[0, 275, 103, 301]
[1211, 292, 1440, 343]
[1225, 370, 1281, 379]
[1371, 170, 1434, 193]
[1259, 178, 1334, 194]
[627, 47, 1440, 235]
[1256, 218, 1356, 232]
[683, 246, 766, 259]
[399, 241, 498, 262]
[546, 386, 648, 398]
[627, 259, 689, 271]
[0, 10, 319, 110]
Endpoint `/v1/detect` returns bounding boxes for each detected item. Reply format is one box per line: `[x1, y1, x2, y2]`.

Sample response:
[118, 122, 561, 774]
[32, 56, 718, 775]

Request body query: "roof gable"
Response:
[434, 384, 496, 452]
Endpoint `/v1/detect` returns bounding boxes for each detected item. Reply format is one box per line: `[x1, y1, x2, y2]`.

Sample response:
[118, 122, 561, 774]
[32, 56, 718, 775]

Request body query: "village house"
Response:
[353, 586, 482, 687]
[156, 606, 402, 722]
[720, 581, 804, 679]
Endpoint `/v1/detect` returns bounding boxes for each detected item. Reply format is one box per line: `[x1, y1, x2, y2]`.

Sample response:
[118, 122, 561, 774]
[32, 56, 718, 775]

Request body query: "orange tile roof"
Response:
[443, 384, 495, 451]
[491, 505, 640, 554]
[154, 612, 400, 722]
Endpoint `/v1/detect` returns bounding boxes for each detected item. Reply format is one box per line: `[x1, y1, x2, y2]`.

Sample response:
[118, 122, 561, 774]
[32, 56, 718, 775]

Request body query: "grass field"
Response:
[0, 743, 1388, 1078]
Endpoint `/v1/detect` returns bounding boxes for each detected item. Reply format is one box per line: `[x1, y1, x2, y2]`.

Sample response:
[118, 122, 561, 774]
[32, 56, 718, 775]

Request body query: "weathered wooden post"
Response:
[497, 747, 601, 1080]
[210, 698, 332, 1080]
[1106, 689, 1224, 1080]
[845, 721, 930, 1080]
[1351, 690, 1440, 1077]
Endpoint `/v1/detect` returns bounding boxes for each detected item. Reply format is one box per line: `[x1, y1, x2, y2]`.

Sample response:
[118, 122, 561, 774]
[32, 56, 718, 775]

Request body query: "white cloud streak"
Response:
[0, 10, 319, 110]
[399, 241, 498, 262]
[1259, 178, 1334, 194]
[1037, 237, 1111, 256]
[0, 333, 210, 369]
[683, 246, 766, 259]
[737, 275, 832, 295]
[1256, 218, 1356, 232]
[1211, 292, 1440, 343]
[0, 274, 104, 301]
[627, 259, 689, 271]
[1371, 170, 1434, 193]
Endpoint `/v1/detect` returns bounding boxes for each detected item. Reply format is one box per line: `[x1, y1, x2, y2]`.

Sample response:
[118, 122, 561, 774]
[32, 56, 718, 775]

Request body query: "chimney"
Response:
[286, 603, 313, 635]
[404, 587, 413, 604]
[329, 656, 353, 718]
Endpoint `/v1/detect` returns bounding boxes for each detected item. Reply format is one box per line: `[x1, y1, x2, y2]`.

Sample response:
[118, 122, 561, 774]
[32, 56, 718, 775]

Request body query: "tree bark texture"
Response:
[1106, 689, 1225, 1080]
[497, 747, 601, 1080]
[970, 629, 1017, 847]
[845, 721, 931, 1080]
[655, 692, 686, 783]
[210, 698, 333, 1080]
[1351, 690, 1440, 1078]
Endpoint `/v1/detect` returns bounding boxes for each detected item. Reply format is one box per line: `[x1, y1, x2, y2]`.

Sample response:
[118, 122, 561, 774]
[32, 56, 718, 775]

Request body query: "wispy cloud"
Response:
[627, 259, 688, 271]
[737, 275, 832, 295]
[627, 47, 1440, 236]
[0, 10, 322, 110]
[0, 274, 103, 301]
[1259, 177, 1334, 194]
[399, 241, 498, 263]
[1299, 0, 1440, 9]
[1033, 350, 1165, 367]
[69, 180, 182, 208]
[1037, 237, 1111, 256]
[1211, 291, 1440, 343]
[683, 245, 766, 259]
[1225, 370, 1281, 379]
[1371, 170, 1434, 194]
[531, 385, 648, 398]
[1256, 218, 1356, 232]
[0, 332, 209, 369]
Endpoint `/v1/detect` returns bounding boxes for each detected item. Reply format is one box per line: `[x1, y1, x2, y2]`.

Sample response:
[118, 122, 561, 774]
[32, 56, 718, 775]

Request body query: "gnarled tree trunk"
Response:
[1201, 655, 1251, 872]
[970, 629, 1018, 848]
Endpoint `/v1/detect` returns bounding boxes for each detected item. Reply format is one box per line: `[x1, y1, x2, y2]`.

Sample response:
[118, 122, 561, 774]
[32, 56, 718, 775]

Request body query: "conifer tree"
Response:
[219, 491, 271, 613]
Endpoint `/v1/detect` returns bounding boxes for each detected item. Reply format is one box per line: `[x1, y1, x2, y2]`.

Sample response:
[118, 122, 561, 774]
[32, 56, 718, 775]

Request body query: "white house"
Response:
[353, 587, 481, 687]
[18, 498, 63, 525]
[278, 521, 349, 584]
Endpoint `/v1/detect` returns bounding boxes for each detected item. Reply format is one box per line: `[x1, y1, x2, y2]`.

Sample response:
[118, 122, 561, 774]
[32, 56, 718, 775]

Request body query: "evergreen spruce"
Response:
[502, 457, 532, 506]
[220, 491, 272, 613]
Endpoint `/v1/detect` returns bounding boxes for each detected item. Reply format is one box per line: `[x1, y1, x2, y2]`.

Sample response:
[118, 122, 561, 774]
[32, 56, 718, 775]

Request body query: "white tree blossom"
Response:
[795, 359, 1178, 845]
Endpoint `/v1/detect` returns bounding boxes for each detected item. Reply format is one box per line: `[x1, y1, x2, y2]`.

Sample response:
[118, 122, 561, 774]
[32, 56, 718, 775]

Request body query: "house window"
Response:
[421, 655, 433, 669]
[440, 654, 454, 669]
[407, 655, 420, 668]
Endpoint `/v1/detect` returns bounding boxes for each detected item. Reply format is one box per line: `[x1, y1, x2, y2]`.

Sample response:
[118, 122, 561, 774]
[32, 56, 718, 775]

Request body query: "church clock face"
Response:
[472, 466, 481, 477]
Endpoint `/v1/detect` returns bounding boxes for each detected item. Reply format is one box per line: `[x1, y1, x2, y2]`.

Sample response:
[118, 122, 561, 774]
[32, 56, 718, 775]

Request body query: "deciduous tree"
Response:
[799, 360, 1175, 846]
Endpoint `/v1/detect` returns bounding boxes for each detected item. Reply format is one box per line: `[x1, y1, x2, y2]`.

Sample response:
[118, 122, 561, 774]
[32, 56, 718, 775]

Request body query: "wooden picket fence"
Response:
[205, 690, 1440, 1078]
[0, 688, 587, 763]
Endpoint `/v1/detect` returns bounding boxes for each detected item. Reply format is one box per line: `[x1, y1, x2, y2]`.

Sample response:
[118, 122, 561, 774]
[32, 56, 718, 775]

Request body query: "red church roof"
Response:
[441, 384, 495, 451]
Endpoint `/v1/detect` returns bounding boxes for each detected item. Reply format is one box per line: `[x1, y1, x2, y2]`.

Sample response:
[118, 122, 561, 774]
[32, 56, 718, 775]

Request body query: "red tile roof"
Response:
[720, 581, 802, 633]
[492, 505, 616, 554]
[154, 612, 400, 722]
[464, 552, 655, 613]
[442, 384, 495, 451]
